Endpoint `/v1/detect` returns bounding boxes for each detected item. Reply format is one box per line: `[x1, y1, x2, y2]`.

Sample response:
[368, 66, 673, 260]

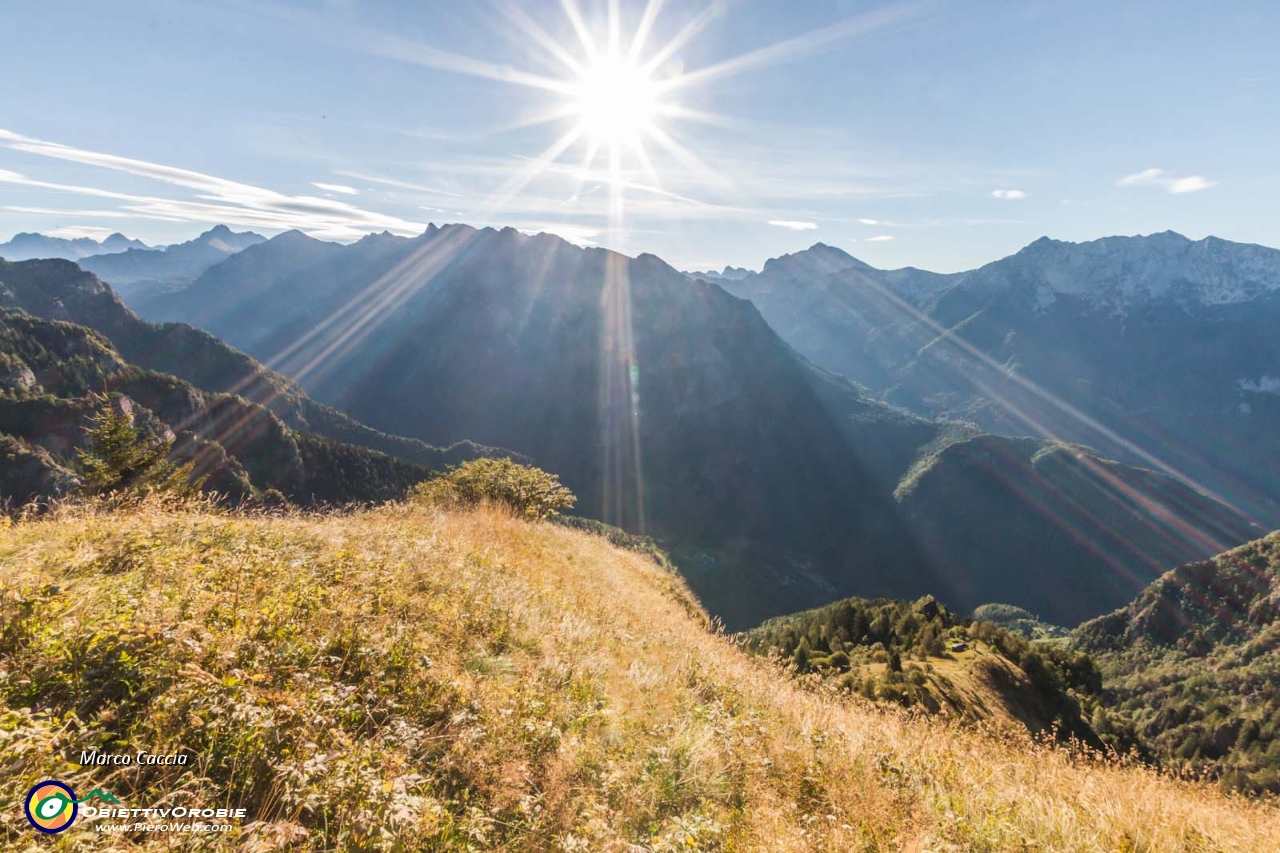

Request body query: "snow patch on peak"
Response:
[996, 232, 1280, 308]
[1239, 376, 1280, 395]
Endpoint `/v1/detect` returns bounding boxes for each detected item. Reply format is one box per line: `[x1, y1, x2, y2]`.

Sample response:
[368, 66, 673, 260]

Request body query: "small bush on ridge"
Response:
[410, 457, 575, 519]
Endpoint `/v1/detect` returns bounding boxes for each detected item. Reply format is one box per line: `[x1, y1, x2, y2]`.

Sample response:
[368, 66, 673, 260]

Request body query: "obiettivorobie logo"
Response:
[22, 779, 246, 835]
[23, 781, 119, 834]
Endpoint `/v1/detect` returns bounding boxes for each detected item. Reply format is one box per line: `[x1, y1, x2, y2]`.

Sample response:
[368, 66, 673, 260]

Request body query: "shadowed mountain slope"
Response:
[127, 226, 1262, 628]
[0, 257, 501, 471]
[0, 309, 433, 505]
[896, 435, 1261, 625]
[720, 233, 1280, 527]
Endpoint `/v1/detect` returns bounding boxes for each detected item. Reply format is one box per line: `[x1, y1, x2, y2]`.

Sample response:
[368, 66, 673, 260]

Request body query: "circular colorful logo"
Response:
[24, 780, 78, 834]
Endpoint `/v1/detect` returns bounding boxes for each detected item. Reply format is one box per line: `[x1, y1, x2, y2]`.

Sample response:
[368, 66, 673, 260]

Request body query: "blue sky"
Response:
[0, 0, 1275, 272]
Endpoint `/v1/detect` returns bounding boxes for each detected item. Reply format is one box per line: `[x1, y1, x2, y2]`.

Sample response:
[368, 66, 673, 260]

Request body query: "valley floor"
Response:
[1, 501, 1277, 851]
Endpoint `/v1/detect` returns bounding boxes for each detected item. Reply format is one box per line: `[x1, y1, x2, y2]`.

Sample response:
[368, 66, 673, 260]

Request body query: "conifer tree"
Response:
[792, 636, 811, 673]
[76, 395, 195, 496]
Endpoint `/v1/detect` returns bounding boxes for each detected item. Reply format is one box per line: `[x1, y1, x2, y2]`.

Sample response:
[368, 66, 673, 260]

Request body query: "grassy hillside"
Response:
[1076, 532, 1280, 794]
[1, 503, 1277, 850]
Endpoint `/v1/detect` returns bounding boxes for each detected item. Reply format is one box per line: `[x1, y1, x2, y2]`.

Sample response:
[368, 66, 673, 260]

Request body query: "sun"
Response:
[395, 0, 915, 234]
[569, 52, 660, 148]
[475, 0, 717, 226]
[475, 0, 913, 234]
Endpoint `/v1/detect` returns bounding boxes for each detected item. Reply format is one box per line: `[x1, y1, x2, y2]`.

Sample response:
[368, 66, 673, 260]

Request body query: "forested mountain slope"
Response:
[1076, 532, 1280, 793]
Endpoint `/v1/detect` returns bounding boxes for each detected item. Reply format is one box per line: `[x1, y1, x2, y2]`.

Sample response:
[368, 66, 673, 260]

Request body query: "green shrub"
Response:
[410, 458, 576, 520]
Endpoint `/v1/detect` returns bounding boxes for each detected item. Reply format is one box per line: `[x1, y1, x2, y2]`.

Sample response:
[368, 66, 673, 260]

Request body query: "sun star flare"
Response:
[569, 52, 661, 148]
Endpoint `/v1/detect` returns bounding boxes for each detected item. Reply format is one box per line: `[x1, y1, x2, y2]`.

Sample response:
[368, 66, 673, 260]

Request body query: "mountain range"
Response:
[78, 224, 265, 299]
[0, 257, 503, 507]
[713, 232, 1280, 530]
[80, 224, 1260, 628]
[0, 230, 148, 261]
[682, 264, 751, 283]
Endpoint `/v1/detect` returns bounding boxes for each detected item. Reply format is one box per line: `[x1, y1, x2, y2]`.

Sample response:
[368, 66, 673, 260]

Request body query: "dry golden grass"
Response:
[1, 500, 1277, 851]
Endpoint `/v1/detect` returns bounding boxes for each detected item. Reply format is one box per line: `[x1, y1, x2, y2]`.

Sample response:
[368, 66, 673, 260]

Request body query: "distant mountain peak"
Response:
[0, 231, 149, 262]
[681, 264, 753, 282]
[999, 230, 1280, 306]
[354, 230, 401, 246]
[71, 226, 267, 292]
[190, 224, 263, 248]
[760, 242, 869, 279]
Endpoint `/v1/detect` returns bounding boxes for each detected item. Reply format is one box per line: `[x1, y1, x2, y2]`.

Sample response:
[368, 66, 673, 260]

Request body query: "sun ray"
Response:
[656, 3, 922, 94]
[627, 0, 666, 61]
[641, 123, 732, 191]
[640, 1, 726, 75]
[653, 103, 747, 130]
[558, 0, 600, 62]
[820, 259, 1258, 524]
[496, 1, 586, 76]
[577, 135, 602, 174]
[352, 24, 576, 95]
[272, 227, 480, 388]
[481, 124, 587, 215]
[627, 133, 661, 190]
[484, 103, 582, 136]
[608, 0, 622, 55]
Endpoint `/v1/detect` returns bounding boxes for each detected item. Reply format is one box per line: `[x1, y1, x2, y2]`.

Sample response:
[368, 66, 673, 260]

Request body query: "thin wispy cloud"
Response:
[332, 170, 465, 199]
[46, 225, 119, 240]
[767, 219, 818, 231]
[865, 234, 895, 242]
[992, 189, 1027, 200]
[312, 181, 359, 195]
[1116, 168, 1217, 194]
[0, 128, 427, 240]
[834, 215, 1016, 229]
[1, 204, 179, 221]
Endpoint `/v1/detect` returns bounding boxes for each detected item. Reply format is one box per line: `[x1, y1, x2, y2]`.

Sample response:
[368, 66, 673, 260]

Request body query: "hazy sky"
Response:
[0, 0, 1275, 272]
